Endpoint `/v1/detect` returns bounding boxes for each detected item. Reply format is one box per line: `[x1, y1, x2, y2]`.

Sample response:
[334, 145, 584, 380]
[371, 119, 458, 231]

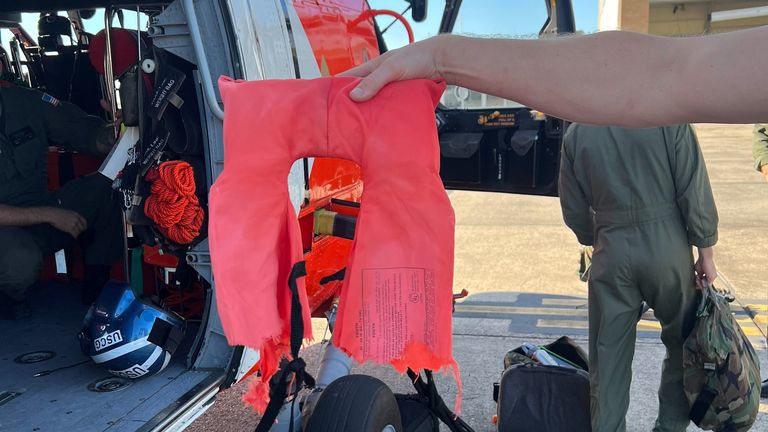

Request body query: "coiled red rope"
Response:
[144, 161, 204, 244]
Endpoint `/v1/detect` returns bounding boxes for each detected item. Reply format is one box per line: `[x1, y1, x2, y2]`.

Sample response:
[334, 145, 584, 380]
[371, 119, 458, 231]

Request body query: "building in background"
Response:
[599, 0, 768, 34]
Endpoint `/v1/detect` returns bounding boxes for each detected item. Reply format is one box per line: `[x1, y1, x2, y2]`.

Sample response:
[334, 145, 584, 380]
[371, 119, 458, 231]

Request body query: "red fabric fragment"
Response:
[209, 76, 459, 412]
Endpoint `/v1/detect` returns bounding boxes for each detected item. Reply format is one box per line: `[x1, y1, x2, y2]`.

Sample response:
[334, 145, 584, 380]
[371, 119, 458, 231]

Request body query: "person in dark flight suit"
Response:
[559, 124, 719, 432]
[0, 78, 123, 319]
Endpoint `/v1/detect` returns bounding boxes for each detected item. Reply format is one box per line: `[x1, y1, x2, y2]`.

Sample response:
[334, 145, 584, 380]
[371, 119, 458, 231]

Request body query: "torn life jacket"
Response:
[209, 76, 459, 413]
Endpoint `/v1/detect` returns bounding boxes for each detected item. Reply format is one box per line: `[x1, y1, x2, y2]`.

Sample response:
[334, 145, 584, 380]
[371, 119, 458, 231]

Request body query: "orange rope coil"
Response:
[144, 161, 204, 244]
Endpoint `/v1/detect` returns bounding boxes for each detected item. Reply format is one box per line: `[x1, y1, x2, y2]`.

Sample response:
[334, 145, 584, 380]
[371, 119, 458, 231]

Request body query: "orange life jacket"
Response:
[209, 76, 459, 412]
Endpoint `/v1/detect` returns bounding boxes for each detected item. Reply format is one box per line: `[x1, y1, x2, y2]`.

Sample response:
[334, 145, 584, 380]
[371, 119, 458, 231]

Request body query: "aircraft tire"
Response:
[305, 374, 402, 432]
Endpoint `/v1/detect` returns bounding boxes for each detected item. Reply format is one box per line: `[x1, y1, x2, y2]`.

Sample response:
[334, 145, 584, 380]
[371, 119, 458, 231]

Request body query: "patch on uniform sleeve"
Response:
[42, 93, 60, 107]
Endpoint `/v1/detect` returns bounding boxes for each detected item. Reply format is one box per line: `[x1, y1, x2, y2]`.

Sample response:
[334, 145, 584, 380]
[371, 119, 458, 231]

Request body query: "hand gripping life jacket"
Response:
[210, 76, 460, 413]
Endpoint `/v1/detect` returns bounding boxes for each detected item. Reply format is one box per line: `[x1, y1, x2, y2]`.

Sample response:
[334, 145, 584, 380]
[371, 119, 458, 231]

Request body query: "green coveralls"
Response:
[559, 124, 718, 432]
[0, 83, 122, 302]
[752, 124, 768, 172]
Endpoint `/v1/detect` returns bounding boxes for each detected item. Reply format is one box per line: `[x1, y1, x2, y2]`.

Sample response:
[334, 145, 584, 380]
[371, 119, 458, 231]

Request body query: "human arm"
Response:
[694, 246, 716, 288]
[665, 125, 718, 287]
[558, 125, 594, 246]
[752, 124, 768, 181]
[343, 28, 768, 127]
[37, 94, 116, 155]
[668, 124, 719, 247]
[0, 204, 87, 238]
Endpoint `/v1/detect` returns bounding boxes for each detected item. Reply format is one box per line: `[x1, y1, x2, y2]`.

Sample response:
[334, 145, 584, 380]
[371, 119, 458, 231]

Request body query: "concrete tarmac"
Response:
[189, 124, 767, 431]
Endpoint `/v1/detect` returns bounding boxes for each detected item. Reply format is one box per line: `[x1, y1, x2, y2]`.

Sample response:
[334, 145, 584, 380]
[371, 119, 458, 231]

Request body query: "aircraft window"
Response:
[369, 1, 548, 110]
[452, 1, 549, 39]
[0, 9, 149, 86]
[1, 10, 149, 48]
[81, 9, 150, 35]
[438, 1, 551, 110]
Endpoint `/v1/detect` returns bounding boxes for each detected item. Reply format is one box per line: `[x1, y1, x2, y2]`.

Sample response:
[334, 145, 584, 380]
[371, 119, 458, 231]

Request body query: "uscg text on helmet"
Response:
[94, 330, 123, 351]
[109, 365, 149, 379]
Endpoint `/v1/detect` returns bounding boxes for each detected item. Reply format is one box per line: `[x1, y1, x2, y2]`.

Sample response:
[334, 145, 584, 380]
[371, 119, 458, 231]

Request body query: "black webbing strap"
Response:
[287, 262, 308, 357]
[319, 268, 346, 285]
[689, 386, 717, 425]
[255, 262, 315, 432]
[406, 369, 475, 432]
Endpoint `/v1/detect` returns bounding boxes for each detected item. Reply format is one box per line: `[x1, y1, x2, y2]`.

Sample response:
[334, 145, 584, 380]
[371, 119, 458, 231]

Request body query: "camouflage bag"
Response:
[682, 282, 761, 431]
[578, 245, 593, 282]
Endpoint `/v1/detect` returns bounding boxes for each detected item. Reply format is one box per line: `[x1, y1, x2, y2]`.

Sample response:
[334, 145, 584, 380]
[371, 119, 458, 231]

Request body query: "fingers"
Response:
[705, 270, 717, 284]
[694, 263, 717, 289]
[75, 214, 88, 235]
[61, 212, 87, 238]
[693, 260, 705, 289]
[695, 274, 704, 290]
[340, 50, 400, 102]
[348, 62, 400, 102]
[60, 220, 79, 238]
[338, 55, 383, 78]
[703, 260, 717, 284]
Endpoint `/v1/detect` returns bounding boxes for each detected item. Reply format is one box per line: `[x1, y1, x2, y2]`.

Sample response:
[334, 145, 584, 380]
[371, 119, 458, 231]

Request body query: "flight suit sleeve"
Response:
[34, 92, 111, 155]
[669, 125, 718, 248]
[559, 125, 594, 246]
[752, 124, 768, 171]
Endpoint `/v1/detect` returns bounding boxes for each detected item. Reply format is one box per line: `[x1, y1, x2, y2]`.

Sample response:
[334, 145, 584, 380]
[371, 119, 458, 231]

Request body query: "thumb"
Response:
[348, 63, 399, 102]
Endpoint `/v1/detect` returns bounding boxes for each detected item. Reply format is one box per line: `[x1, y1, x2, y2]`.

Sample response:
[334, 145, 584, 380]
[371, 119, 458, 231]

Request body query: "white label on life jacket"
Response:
[54, 249, 67, 274]
[359, 268, 436, 360]
[94, 330, 124, 351]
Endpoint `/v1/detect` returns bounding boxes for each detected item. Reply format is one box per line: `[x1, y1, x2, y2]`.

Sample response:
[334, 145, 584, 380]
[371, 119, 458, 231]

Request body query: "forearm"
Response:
[694, 245, 717, 286]
[0, 204, 52, 226]
[95, 124, 117, 155]
[698, 246, 714, 259]
[436, 29, 768, 127]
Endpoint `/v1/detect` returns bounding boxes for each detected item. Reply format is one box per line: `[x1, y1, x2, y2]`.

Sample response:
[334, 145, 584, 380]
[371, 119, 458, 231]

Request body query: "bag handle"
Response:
[696, 280, 714, 316]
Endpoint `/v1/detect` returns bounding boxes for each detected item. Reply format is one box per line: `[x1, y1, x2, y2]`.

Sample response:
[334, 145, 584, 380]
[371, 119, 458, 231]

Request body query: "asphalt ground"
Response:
[189, 124, 768, 431]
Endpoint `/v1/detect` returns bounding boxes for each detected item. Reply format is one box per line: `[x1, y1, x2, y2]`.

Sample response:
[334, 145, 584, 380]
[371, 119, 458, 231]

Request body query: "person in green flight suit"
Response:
[753, 124, 768, 182]
[558, 123, 719, 432]
[0, 71, 123, 319]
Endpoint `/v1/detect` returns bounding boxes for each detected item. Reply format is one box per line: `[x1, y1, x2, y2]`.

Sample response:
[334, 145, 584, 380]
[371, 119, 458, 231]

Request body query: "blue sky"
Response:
[369, 0, 599, 48]
[2, 1, 598, 56]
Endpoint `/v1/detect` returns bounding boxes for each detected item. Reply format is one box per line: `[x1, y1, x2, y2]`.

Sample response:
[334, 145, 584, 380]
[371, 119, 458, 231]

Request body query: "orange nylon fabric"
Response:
[209, 76, 459, 412]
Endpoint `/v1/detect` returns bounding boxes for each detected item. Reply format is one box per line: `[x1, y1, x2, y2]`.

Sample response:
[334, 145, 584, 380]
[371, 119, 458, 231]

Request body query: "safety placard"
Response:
[358, 268, 436, 359]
